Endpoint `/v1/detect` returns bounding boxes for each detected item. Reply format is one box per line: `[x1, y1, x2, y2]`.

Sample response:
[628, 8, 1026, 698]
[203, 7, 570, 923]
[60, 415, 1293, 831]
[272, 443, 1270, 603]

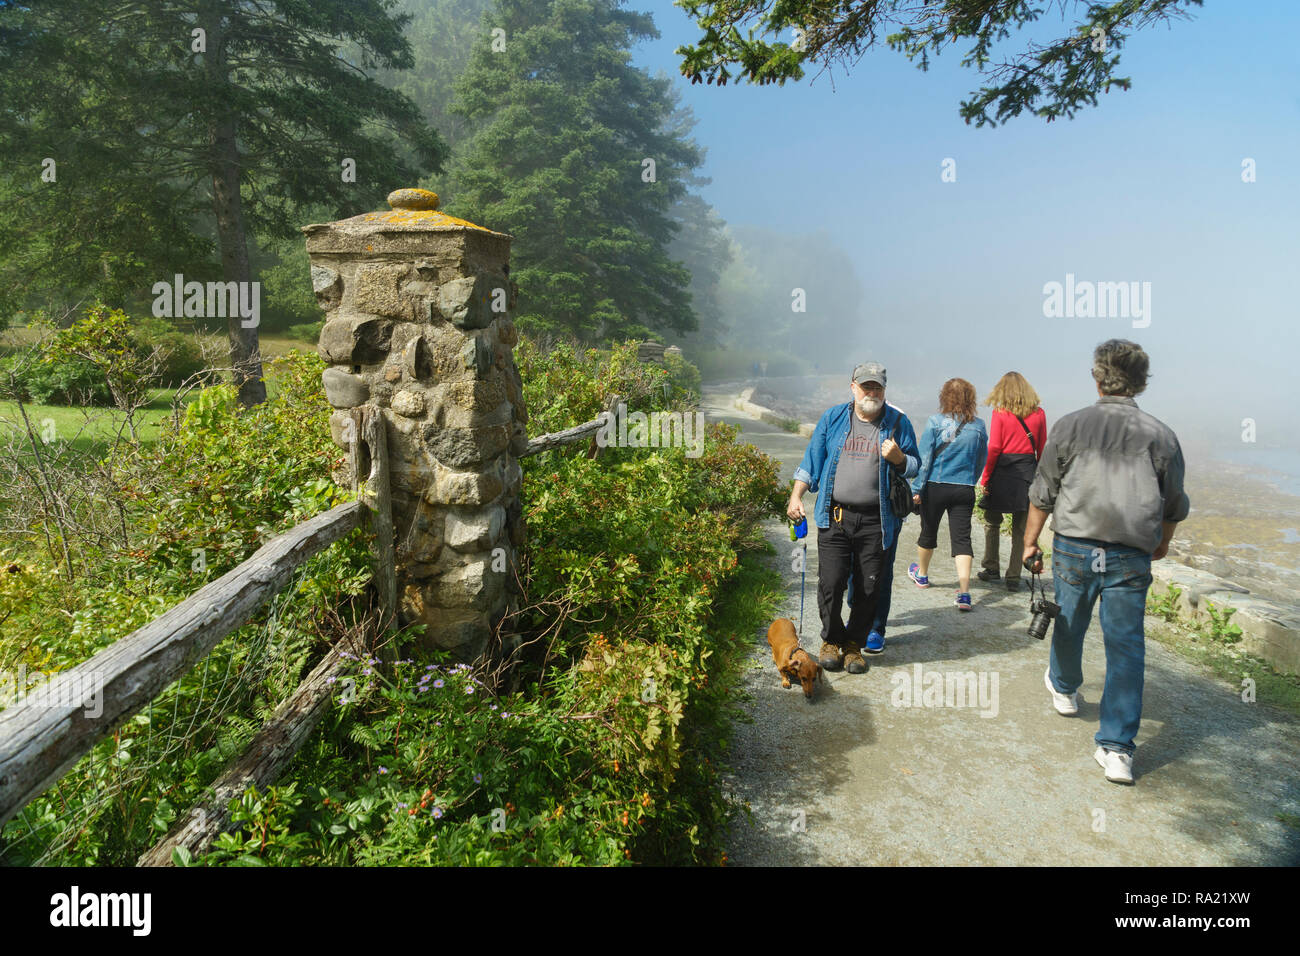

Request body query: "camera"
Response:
[1027, 595, 1060, 640]
[1022, 550, 1058, 640]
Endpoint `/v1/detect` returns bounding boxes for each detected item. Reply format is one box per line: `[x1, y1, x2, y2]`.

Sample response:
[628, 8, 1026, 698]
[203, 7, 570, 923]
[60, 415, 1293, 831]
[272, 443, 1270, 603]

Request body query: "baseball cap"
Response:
[852, 362, 886, 387]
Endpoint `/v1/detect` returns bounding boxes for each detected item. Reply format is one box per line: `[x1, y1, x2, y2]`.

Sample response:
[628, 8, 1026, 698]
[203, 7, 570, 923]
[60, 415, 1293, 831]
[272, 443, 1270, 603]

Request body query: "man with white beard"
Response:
[788, 363, 920, 675]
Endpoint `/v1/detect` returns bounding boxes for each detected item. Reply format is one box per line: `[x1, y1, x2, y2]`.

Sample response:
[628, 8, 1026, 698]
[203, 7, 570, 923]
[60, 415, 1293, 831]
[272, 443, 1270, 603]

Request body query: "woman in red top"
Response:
[977, 372, 1047, 591]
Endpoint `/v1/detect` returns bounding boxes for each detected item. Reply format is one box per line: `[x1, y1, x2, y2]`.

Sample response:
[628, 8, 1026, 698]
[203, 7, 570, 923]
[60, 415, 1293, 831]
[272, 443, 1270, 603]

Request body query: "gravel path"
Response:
[706, 386, 1300, 866]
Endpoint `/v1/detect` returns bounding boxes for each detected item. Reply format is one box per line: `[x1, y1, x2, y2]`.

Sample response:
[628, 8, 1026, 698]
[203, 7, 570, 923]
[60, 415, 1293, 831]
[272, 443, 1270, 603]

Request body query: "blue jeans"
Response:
[846, 536, 899, 635]
[1047, 533, 1152, 754]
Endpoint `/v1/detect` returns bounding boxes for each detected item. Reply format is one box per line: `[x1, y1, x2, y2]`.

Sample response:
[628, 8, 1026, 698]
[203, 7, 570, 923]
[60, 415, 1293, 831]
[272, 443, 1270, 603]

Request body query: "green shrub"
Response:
[0, 350, 369, 865]
[188, 338, 784, 867]
[0, 351, 113, 405]
[1201, 600, 1243, 645]
[257, 242, 318, 333]
[287, 320, 324, 344]
[132, 315, 209, 385]
[0, 304, 213, 404]
[2, 334, 784, 867]
[1147, 583, 1183, 623]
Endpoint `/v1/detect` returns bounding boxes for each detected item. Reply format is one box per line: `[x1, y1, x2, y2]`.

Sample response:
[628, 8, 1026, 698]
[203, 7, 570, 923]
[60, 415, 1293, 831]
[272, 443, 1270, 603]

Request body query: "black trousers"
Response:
[817, 504, 885, 648]
[917, 482, 976, 556]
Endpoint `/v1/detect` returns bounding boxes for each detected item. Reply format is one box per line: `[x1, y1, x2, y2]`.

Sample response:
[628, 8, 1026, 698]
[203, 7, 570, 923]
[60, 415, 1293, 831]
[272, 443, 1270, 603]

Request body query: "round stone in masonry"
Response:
[387, 188, 440, 211]
[391, 389, 426, 419]
[322, 367, 369, 409]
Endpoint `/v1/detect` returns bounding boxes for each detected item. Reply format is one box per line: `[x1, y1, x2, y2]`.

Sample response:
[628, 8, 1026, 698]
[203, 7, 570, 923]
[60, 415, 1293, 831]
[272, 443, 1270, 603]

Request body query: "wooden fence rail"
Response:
[135, 630, 365, 866]
[0, 404, 399, 838]
[0, 398, 619, 854]
[0, 500, 364, 830]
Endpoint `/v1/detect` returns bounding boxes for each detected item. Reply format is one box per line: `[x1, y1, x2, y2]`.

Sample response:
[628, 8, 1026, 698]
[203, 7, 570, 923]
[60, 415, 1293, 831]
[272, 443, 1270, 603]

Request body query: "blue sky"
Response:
[626, 0, 1300, 467]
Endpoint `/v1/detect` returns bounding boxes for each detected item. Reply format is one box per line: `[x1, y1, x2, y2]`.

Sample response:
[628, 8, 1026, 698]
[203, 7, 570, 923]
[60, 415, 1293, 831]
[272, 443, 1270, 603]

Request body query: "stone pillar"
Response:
[302, 188, 526, 659]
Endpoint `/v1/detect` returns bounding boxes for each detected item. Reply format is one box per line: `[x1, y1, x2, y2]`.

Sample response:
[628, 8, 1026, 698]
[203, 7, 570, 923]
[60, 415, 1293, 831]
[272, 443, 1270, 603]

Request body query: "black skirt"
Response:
[983, 452, 1037, 514]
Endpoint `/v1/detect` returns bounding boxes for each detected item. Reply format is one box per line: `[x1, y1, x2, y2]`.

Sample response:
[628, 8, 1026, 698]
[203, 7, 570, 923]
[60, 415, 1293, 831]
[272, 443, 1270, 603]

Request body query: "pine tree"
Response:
[441, 0, 702, 342]
[677, 0, 1203, 126]
[0, 0, 445, 404]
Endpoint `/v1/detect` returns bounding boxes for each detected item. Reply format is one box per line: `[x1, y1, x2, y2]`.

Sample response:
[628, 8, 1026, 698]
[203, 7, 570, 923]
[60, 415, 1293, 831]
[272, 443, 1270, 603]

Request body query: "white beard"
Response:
[857, 396, 883, 418]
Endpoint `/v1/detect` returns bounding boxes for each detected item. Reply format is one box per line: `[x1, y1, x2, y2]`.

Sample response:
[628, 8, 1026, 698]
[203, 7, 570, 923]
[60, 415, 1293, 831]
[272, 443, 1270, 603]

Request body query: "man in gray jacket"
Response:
[1022, 340, 1189, 785]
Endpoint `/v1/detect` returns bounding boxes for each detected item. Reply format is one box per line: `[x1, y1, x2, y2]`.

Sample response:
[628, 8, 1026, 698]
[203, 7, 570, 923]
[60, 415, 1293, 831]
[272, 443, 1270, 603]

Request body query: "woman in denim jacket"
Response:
[906, 379, 988, 610]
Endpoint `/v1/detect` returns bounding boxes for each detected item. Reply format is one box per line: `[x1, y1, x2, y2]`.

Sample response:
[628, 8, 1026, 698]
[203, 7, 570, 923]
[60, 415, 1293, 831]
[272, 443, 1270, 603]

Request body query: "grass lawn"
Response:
[0, 388, 186, 454]
[0, 336, 311, 454]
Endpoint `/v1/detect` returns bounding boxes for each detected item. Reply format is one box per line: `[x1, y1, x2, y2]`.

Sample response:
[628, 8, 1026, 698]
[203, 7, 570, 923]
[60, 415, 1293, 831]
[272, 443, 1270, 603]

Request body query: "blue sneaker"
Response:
[865, 629, 885, 654]
[956, 592, 972, 611]
[907, 563, 930, 588]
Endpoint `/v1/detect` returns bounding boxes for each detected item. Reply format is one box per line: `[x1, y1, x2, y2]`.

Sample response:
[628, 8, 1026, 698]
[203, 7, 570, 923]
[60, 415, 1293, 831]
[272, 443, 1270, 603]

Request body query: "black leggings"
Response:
[918, 482, 975, 556]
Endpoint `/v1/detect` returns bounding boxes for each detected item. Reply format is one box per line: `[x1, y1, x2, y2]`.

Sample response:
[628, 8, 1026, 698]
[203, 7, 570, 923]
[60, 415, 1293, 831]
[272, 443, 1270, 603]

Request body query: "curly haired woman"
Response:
[907, 378, 988, 610]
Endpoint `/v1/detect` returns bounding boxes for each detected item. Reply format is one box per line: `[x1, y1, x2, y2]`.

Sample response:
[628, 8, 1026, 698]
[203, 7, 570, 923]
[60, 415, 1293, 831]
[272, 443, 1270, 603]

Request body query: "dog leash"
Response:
[799, 546, 806, 637]
[790, 515, 808, 636]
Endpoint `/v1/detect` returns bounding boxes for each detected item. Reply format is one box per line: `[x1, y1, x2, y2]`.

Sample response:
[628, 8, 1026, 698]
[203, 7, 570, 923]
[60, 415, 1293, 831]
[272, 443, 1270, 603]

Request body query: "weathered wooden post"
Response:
[302, 188, 526, 660]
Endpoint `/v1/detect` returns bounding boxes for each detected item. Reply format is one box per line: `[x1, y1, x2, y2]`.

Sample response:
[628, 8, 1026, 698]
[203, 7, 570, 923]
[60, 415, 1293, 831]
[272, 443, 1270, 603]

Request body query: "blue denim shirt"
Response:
[793, 401, 920, 549]
[910, 414, 989, 494]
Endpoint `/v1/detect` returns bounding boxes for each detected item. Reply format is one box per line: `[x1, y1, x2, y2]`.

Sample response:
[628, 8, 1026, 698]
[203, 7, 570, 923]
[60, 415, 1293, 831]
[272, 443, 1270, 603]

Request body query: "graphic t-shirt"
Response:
[833, 410, 881, 506]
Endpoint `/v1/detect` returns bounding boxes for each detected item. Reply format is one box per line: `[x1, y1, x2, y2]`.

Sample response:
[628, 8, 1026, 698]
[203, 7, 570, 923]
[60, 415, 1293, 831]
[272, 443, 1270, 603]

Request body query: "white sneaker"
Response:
[1095, 746, 1135, 785]
[1044, 666, 1079, 716]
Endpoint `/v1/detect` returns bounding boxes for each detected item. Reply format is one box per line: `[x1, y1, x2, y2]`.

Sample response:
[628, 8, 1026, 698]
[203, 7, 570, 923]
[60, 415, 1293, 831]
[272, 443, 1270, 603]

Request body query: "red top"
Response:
[980, 406, 1047, 486]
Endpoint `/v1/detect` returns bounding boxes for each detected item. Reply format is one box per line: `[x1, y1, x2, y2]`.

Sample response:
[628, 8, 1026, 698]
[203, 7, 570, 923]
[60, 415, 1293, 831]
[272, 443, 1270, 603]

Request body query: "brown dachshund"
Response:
[767, 618, 824, 701]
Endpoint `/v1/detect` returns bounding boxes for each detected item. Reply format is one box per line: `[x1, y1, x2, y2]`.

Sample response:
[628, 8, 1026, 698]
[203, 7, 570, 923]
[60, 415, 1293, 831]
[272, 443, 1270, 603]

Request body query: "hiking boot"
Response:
[819, 642, 844, 671]
[843, 642, 868, 674]
[1095, 747, 1135, 785]
[1005, 578, 1021, 592]
[977, 568, 1001, 583]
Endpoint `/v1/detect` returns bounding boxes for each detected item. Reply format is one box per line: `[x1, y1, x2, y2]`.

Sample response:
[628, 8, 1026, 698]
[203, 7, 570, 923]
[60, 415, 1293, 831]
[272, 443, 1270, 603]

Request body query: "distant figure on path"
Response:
[1024, 340, 1189, 786]
[787, 362, 920, 673]
[977, 372, 1047, 592]
[906, 379, 988, 611]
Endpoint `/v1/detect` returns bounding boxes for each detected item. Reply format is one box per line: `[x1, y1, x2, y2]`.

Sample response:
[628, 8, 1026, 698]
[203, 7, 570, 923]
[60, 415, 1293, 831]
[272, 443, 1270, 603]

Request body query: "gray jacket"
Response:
[1029, 396, 1189, 553]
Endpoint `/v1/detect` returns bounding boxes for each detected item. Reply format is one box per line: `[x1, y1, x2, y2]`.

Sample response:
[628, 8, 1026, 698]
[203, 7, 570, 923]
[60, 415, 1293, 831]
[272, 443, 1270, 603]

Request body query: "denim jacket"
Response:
[793, 401, 920, 549]
[910, 414, 989, 494]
